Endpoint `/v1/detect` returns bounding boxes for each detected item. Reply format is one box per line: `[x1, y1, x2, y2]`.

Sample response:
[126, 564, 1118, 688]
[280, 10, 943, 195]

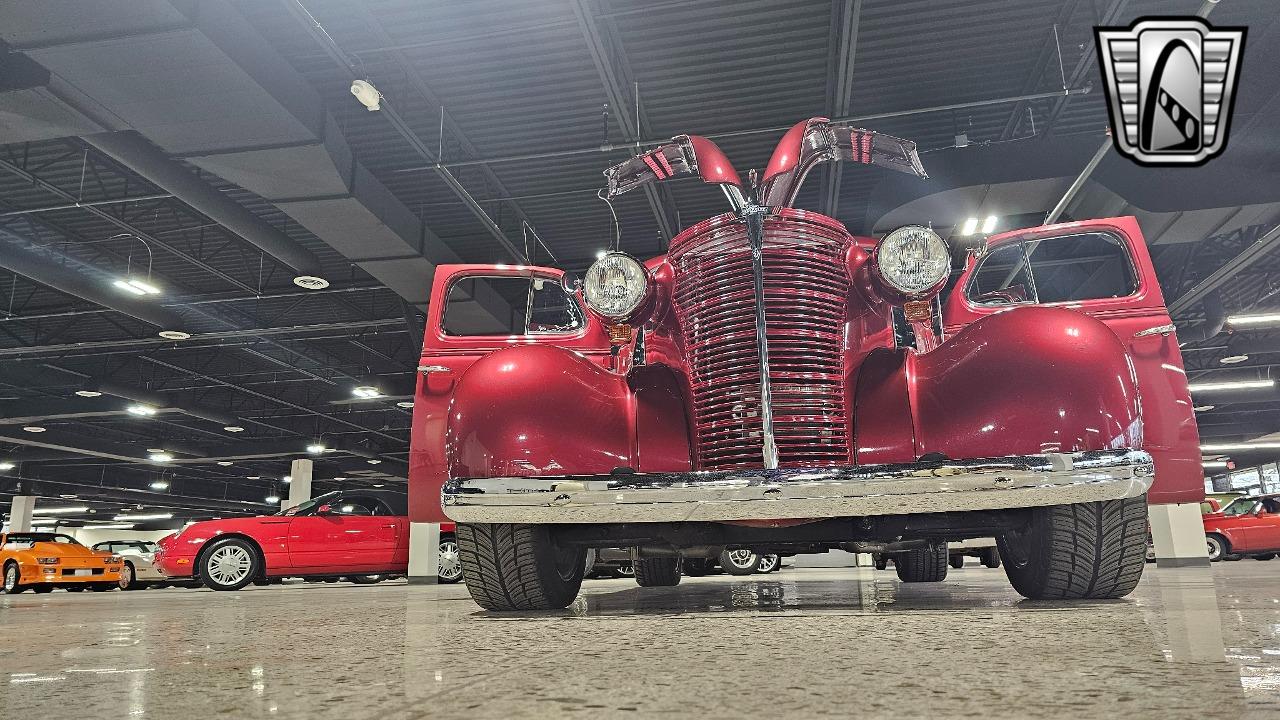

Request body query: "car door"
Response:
[943, 217, 1201, 504]
[409, 265, 613, 523]
[1240, 498, 1280, 551]
[288, 494, 398, 572]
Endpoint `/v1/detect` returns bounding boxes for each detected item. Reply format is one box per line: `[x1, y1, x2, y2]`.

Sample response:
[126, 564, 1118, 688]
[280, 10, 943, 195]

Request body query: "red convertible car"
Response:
[410, 117, 1199, 610]
[1203, 495, 1280, 561]
[155, 489, 461, 590]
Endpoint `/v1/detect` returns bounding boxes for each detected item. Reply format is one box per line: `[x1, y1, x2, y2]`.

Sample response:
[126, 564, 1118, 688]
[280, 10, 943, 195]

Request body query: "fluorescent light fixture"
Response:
[959, 217, 979, 235]
[127, 404, 158, 417]
[1219, 355, 1249, 365]
[352, 386, 382, 399]
[1202, 460, 1229, 468]
[148, 452, 174, 463]
[0, 461, 13, 471]
[396, 401, 414, 409]
[282, 476, 291, 483]
[1187, 379, 1275, 393]
[114, 513, 173, 521]
[1201, 442, 1280, 452]
[292, 275, 330, 290]
[216, 461, 232, 467]
[366, 459, 382, 465]
[223, 425, 245, 433]
[75, 390, 103, 398]
[981, 215, 998, 234]
[246, 475, 261, 480]
[157, 330, 191, 341]
[22, 426, 46, 433]
[32, 506, 90, 516]
[87, 523, 136, 530]
[1193, 405, 1215, 412]
[306, 443, 327, 455]
[265, 495, 281, 504]
[334, 476, 347, 481]
[149, 481, 169, 490]
[1226, 313, 1280, 326]
[113, 278, 161, 296]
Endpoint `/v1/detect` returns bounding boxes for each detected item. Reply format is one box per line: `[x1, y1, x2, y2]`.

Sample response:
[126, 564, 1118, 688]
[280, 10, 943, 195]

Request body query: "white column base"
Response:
[407, 522, 441, 585]
[1149, 502, 1211, 568]
[8, 496, 35, 533]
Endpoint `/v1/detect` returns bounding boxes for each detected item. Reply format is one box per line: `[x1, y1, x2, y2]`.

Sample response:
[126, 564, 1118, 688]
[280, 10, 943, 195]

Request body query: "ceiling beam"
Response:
[1169, 223, 1280, 317]
[819, 0, 863, 218]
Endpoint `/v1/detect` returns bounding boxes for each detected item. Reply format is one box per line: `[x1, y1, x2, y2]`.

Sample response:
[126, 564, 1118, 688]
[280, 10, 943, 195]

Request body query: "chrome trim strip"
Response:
[442, 449, 1155, 524]
[742, 203, 779, 469]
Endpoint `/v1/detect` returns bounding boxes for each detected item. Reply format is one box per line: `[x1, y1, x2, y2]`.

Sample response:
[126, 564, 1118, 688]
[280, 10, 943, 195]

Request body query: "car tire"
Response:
[719, 549, 760, 575]
[1, 561, 24, 594]
[873, 555, 889, 571]
[896, 545, 949, 582]
[119, 563, 140, 591]
[65, 586, 85, 592]
[199, 537, 262, 591]
[756, 554, 781, 573]
[1206, 533, 1229, 563]
[33, 585, 53, 594]
[632, 553, 682, 587]
[682, 558, 711, 577]
[456, 523, 585, 611]
[1253, 553, 1276, 561]
[980, 547, 1001, 569]
[438, 535, 463, 584]
[90, 583, 115, 592]
[949, 555, 965, 570]
[999, 496, 1146, 600]
[615, 563, 634, 578]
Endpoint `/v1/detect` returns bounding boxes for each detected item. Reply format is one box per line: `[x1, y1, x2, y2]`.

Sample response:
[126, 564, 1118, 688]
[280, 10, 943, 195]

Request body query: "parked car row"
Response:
[1203, 494, 1280, 562]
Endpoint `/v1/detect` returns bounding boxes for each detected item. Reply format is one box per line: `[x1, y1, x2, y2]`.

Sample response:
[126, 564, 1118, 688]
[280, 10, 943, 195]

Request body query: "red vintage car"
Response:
[410, 117, 1200, 610]
[1203, 495, 1280, 561]
[155, 489, 461, 590]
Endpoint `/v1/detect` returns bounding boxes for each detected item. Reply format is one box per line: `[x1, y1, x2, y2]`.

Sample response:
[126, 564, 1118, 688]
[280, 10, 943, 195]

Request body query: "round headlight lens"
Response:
[876, 225, 950, 295]
[583, 253, 649, 320]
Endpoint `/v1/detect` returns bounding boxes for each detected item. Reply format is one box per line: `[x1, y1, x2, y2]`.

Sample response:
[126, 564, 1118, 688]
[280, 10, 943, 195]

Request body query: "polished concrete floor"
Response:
[1, 561, 1278, 719]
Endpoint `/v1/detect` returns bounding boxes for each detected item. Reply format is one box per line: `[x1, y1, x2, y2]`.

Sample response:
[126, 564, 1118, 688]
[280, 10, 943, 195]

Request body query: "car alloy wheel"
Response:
[118, 564, 134, 590]
[438, 538, 462, 583]
[756, 554, 780, 573]
[207, 544, 254, 587]
[720, 549, 760, 575]
[2, 563, 18, 594]
[1206, 534, 1226, 562]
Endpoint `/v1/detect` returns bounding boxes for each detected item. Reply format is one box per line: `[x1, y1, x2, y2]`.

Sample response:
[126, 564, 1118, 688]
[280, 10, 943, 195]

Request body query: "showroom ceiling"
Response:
[1, 0, 1279, 525]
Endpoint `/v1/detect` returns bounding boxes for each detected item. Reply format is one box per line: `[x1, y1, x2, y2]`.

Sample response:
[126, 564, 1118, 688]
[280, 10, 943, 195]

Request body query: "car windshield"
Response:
[273, 491, 341, 517]
[1220, 497, 1258, 516]
[3, 533, 81, 547]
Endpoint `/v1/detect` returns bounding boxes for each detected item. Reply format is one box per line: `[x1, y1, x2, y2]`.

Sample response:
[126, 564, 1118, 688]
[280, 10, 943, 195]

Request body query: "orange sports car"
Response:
[1, 531, 123, 594]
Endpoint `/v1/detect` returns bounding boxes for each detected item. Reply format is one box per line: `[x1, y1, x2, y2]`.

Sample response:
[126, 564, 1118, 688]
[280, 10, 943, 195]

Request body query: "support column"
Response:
[1149, 502, 1211, 568]
[407, 522, 441, 585]
[284, 458, 313, 511]
[8, 496, 35, 532]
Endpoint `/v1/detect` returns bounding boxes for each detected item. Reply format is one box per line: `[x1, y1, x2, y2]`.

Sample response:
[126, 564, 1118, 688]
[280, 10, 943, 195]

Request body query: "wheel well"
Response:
[194, 534, 267, 578]
[1207, 532, 1231, 550]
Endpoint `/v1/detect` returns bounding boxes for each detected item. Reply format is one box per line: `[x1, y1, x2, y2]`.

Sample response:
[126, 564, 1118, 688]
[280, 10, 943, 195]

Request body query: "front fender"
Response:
[855, 306, 1143, 464]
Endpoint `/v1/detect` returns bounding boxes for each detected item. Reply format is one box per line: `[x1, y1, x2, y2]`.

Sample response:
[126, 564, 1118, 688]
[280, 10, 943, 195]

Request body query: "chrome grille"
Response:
[668, 210, 852, 470]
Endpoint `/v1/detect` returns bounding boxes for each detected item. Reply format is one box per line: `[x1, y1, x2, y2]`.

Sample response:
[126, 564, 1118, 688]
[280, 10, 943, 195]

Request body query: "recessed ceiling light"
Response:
[223, 426, 245, 433]
[1193, 404, 1215, 412]
[127, 404, 158, 416]
[0, 461, 14, 471]
[306, 443, 327, 454]
[265, 495, 281, 504]
[282, 475, 292, 483]
[366, 459, 382, 465]
[352, 386, 382, 399]
[158, 330, 191, 340]
[22, 426, 46, 433]
[149, 480, 170, 490]
[396, 400, 414, 409]
[216, 461, 232, 466]
[292, 275, 329, 290]
[148, 452, 174, 463]
[75, 389, 103, 398]
[1220, 354, 1249, 365]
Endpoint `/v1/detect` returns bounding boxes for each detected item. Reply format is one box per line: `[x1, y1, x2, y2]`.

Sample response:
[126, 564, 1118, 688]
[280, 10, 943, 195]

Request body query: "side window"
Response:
[968, 232, 1137, 306]
[442, 275, 583, 336]
[330, 498, 377, 516]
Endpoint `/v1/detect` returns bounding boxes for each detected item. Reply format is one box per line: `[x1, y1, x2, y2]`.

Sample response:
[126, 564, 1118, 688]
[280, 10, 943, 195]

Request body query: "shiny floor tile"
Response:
[2, 562, 1278, 718]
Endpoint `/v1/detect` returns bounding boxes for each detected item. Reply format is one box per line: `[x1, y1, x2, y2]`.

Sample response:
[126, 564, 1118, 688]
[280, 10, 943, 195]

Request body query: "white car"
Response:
[92, 541, 167, 590]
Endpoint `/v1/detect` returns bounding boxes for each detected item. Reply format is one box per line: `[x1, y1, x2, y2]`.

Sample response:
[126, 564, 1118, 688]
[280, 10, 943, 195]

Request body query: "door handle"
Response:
[1134, 323, 1176, 338]
[381, 524, 396, 529]
[418, 365, 451, 375]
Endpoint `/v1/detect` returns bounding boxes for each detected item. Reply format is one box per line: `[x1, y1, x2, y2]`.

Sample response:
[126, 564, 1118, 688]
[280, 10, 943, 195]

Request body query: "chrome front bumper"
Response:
[441, 449, 1154, 524]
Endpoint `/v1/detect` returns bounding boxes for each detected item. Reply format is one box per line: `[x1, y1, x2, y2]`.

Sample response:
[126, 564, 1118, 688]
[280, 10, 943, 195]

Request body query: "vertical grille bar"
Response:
[668, 210, 853, 471]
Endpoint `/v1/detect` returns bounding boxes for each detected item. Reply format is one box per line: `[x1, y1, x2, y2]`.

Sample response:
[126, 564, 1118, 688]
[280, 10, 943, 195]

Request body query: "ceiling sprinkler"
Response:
[351, 79, 382, 111]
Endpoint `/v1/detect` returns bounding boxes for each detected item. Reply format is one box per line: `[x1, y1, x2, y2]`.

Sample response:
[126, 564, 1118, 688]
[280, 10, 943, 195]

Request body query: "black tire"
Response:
[1, 561, 24, 594]
[998, 496, 1146, 600]
[896, 545, 949, 582]
[33, 585, 54, 594]
[1206, 533, 1229, 563]
[1223, 553, 1243, 561]
[873, 555, 888, 571]
[980, 547, 1001, 569]
[682, 558, 711, 577]
[119, 563, 141, 591]
[719, 549, 760, 575]
[949, 554, 965, 570]
[632, 552, 682, 587]
[456, 523, 585, 611]
[66, 585, 85, 592]
[348, 575, 385, 584]
[1253, 553, 1276, 561]
[91, 583, 115, 592]
[198, 537, 262, 591]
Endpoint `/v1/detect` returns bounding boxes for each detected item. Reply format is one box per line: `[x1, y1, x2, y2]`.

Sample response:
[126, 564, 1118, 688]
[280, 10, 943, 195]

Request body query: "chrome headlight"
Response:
[875, 225, 950, 295]
[583, 252, 650, 320]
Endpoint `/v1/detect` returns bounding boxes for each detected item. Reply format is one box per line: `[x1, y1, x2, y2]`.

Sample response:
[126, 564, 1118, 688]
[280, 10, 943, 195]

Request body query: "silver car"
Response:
[92, 541, 167, 590]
